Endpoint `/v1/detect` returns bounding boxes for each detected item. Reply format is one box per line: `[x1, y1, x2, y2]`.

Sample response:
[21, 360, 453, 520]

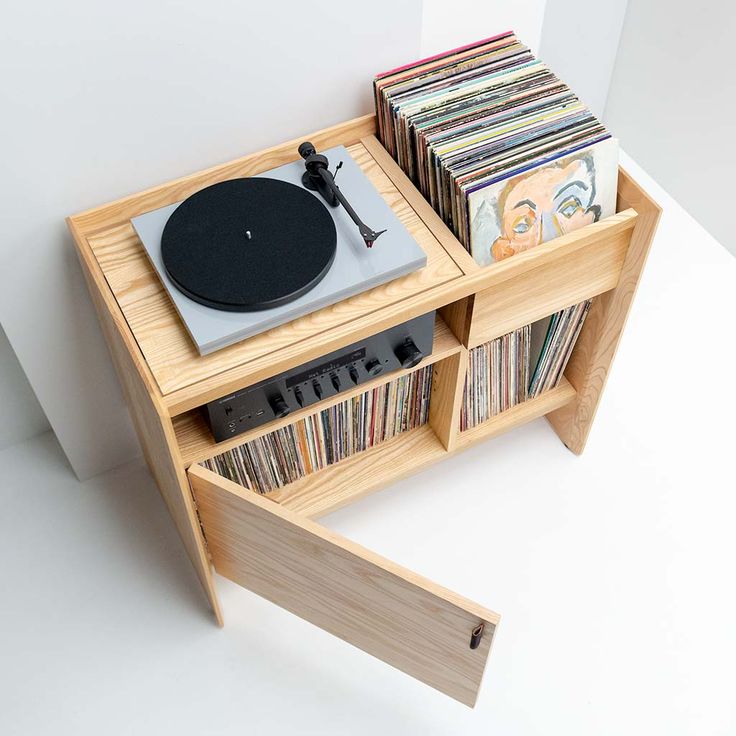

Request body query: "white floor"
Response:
[2, 154, 735, 736]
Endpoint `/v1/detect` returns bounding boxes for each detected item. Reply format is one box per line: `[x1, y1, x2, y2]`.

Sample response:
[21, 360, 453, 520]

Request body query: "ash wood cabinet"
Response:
[68, 114, 660, 707]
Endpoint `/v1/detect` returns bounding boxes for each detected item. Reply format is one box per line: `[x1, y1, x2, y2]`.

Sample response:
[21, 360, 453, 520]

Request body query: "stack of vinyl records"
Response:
[374, 32, 619, 267]
[203, 367, 433, 494]
[528, 300, 591, 398]
[460, 302, 591, 430]
[462, 325, 530, 428]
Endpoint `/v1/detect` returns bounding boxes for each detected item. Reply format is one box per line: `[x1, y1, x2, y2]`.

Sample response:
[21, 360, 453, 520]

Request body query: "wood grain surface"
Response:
[86, 141, 463, 412]
[547, 169, 662, 453]
[189, 463, 499, 707]
[429, 348, 468, 451]
[468, 213, 636, 347]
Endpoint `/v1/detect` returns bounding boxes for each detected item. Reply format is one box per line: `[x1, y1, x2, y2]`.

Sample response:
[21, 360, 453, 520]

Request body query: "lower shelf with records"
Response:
[461, 300, 591, 432]
[201, 366, 433, 496]
[192, 371, 578, 519]
[191, 299, 588, 518]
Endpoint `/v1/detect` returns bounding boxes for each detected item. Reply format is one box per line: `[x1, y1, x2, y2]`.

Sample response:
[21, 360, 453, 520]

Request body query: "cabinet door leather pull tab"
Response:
[469, 623, 484, 649]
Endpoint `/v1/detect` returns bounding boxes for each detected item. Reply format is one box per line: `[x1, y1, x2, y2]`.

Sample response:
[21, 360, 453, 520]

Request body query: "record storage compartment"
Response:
[68, 113, 661, 707]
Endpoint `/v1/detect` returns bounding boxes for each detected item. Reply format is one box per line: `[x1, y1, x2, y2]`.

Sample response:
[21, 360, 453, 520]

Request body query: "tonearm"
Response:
[298, 142, 387, 248]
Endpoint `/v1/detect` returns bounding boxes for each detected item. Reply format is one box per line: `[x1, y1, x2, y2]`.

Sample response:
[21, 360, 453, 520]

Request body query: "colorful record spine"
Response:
[461, 325, 530, 430]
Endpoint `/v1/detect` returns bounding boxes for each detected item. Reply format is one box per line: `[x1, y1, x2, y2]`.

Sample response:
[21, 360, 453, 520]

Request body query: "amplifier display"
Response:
[203, 311, 435, 442]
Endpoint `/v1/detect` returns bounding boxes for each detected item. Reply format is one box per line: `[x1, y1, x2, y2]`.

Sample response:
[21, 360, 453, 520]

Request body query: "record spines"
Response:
[528, 300, 591, 398]
[461, 324, 531, 430]
[204, 366, 433, 494]
[461, 301, 591, 431]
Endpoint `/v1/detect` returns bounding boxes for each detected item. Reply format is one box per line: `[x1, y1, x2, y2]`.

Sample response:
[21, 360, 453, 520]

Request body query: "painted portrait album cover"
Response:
[467, 138, 619, 267]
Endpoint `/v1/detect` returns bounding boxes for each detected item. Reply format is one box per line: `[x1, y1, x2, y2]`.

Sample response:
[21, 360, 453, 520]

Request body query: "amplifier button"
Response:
[269, 394, 290, 418]
[365, 358, 383, 376]
[395, 338, 423, 369]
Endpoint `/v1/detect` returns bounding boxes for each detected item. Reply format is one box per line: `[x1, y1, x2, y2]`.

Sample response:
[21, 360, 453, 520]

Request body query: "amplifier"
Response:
[204, 311, 436, 442]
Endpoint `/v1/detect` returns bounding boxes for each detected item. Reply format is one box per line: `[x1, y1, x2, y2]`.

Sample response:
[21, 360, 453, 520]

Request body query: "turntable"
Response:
[132, 144, 427, 355]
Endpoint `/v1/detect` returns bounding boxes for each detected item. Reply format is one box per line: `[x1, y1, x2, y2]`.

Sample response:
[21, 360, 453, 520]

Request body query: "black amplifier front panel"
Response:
[204, 311, 435, 442]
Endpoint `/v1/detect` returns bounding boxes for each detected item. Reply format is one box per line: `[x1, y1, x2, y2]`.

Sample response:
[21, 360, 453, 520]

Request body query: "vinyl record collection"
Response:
[462, 325, 531, 428]
[374, 32, 619, 267]
[528, 299, 591, 398]
[460, 302, 591, 430]
[203, 367, 433, 494]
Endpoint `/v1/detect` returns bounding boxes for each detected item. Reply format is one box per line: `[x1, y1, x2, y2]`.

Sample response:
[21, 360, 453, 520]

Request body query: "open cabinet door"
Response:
[189, 464, 499, 707]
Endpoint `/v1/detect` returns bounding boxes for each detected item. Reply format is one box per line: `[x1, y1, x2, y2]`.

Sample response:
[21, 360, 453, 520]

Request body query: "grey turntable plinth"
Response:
[132, 146, 426, 355]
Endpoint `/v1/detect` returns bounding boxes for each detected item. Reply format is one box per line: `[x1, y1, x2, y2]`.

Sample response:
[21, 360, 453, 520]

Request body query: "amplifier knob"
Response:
[312, 380, 323, 399]
[364, 358, 383, 376]
[349, 366, 359, 384]
[395, 338, 423, 369]
[269, 394, 290, 418]
[294, 387, 304, 407]
[331, 373, 341, 391]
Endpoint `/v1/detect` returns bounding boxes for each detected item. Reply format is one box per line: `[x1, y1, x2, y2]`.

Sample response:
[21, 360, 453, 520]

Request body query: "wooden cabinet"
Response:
[67, 113, 660, 706]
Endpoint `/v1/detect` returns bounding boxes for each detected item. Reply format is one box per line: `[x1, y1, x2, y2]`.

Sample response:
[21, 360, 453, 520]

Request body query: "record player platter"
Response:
[161, 178, 337, 311]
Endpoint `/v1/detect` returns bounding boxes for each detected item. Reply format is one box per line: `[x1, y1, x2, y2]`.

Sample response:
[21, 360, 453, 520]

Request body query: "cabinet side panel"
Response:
[547, 170, 662, 453]
[70, 219, 223, 625]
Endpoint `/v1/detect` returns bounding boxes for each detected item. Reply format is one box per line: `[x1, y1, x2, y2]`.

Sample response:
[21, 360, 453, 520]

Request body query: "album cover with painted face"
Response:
[466, 137, 619, 266]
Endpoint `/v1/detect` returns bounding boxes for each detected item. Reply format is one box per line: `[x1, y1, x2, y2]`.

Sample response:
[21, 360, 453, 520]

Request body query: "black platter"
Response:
[161, 177, 337, 311]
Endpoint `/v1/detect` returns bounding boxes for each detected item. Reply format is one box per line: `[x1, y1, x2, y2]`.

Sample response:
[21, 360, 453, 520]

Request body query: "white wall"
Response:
[0, 0, 422, 480]
[604, 0, 736, 256]
[539, 0, 628, 120]
[0, 324, 50, 451]
[422, 0, 627, 123]
[421, 0, 547, 56]
[419, 0, 628, 124]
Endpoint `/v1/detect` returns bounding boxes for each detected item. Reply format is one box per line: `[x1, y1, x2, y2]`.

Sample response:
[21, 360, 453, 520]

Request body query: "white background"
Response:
[0, 325, 49, 451]
[421, 0, 547, 56]
[604, 0, 736, 256]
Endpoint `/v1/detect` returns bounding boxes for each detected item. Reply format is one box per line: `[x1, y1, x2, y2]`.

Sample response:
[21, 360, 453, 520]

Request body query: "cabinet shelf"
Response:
[263, 424, 446, 518]
[174, 314, 461, 467]
[203, 377, 576, 520]
[455, 377, 577, 450]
